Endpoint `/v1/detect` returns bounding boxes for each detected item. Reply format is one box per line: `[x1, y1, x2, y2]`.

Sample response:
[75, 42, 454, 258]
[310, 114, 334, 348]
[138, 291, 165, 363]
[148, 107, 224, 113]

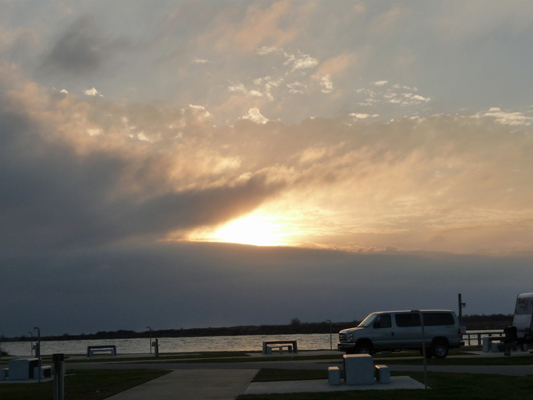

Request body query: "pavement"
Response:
[106, 369, 258, 400]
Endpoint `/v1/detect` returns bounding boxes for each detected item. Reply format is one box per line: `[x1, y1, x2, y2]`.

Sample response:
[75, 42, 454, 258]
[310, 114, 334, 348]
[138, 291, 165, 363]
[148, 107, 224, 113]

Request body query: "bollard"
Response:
[53, 354, 65, 400]
[152, 339, 159, 358]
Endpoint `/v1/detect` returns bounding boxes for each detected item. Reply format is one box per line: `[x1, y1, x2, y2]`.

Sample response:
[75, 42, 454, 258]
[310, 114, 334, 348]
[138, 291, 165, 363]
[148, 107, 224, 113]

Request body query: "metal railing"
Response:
[462, 330, 504, 346]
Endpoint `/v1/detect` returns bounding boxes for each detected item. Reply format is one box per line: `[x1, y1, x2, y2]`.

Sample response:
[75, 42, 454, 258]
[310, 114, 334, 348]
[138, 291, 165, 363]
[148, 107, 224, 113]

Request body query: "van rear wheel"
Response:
[431, 341, 449, 359]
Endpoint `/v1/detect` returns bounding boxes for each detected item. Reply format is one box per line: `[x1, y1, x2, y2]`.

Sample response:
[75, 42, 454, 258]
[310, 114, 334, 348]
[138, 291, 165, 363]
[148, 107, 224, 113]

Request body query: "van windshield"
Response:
[358, 313, 378, 328]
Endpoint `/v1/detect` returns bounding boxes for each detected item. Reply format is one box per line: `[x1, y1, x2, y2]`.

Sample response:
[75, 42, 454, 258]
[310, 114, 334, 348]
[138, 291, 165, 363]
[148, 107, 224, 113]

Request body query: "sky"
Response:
[2, 0, 533, 337]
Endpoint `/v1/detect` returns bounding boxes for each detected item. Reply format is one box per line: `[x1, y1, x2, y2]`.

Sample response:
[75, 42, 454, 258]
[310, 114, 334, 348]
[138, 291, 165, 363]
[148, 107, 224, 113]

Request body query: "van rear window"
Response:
[395, 312, 455, 327]
[423, 312, 455, 326]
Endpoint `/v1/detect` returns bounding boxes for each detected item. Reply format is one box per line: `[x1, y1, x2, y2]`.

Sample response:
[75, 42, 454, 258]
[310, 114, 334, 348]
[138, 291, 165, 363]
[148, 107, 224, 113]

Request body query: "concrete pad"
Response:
[244, 376, 427, 395]
[106, 369, 258, 400]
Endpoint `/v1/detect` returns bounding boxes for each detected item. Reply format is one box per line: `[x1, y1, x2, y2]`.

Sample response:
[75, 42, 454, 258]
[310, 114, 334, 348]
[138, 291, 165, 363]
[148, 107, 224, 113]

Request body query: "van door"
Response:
[370, 314, 397, 350]
[393, 312, 423, 349]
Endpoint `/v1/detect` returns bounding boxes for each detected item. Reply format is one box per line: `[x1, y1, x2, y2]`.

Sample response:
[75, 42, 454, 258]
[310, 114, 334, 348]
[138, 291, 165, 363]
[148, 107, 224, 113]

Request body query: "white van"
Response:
[338, 310, 465, 359]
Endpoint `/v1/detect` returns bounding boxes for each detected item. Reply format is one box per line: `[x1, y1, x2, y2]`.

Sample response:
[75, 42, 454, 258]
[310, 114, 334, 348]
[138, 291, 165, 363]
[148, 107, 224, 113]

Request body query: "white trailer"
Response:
[511, 292, 533, 342]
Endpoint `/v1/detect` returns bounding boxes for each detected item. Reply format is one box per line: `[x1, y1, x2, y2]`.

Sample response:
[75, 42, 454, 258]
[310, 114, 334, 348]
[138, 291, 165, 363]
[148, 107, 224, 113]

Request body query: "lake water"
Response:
[1, 331, 499, 357]
[1, 333, 335, 357]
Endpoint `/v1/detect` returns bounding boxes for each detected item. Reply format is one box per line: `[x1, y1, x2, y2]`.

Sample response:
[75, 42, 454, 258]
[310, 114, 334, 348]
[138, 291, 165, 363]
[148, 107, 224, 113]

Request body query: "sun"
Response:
[209, 215, 287, 246]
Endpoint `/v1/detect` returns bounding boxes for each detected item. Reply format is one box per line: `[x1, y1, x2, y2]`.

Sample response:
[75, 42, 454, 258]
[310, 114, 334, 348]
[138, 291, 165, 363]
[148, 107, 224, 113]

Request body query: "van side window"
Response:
[423, 312, 455, 326]
[374, 314, 392, 329]
[395, 313, 421, 327]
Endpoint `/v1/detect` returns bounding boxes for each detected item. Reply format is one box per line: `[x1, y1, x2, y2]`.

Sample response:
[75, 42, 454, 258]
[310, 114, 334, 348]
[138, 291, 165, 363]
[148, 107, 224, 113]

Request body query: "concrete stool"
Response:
[0, 368, 8, 381]
[491, 342, 500, 353]
[343, 354, 374, 385]
[33, 366, 52, 379]
[328, 366, 341, 386]
[375, 365, 390, 384]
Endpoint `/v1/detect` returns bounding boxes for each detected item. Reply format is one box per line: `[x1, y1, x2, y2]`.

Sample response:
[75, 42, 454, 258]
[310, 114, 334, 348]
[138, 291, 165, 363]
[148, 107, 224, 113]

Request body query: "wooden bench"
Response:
[87, 345, 117, 357]
[262, 340, 298, 354]
[266, 345, 293, 354]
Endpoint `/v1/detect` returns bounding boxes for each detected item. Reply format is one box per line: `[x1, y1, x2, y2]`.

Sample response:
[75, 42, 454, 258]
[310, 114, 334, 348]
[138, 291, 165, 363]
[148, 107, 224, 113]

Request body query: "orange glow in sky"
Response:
[208, 215, 288, 246]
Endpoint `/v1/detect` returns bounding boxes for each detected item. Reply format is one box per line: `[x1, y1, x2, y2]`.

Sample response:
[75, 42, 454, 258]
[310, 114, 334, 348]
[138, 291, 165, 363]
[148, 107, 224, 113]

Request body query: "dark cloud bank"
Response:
[3, 240, 531, 337]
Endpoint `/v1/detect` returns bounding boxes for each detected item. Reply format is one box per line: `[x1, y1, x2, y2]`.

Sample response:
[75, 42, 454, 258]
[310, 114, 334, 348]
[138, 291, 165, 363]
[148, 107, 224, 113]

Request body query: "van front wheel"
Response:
[354, 342, 373, 355]
[431, 341, 449, 359]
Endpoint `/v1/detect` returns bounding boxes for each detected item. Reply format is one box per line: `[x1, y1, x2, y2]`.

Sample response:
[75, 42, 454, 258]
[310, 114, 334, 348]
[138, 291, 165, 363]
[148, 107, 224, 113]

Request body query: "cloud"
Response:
[481, 107, 533, 126]
[0, 83, 284, 254]
[0, 25, 39, 58]
[197, 0, 316, 53]
[318, 75, 333, 93]
[357, 83, 431, 107]
[241, 107, 269, 124]
[369, 4, 410, 35]
[256, 46, 279, 56]
[228, 84, 248, 94]
[316, 53, 357, 77]
[349, 113, 379, 119]
[41, 15, 130, 75]
[83, 87, 102, 96]
[285, 53, 319, 72]
[287, 81, 307, 94]
[3, 71, 533, 259]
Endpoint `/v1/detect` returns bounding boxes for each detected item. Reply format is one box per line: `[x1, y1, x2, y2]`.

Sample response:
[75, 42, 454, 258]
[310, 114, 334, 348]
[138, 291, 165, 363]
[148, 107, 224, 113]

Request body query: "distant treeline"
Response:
[2, 314, 513, 342]
[461, 313, 513, 330]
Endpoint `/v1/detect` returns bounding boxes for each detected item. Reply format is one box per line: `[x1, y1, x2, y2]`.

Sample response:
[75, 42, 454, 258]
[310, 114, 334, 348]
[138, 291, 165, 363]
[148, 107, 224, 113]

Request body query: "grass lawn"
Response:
[0, 369, 170, 400]
[237, 369, 533, 400]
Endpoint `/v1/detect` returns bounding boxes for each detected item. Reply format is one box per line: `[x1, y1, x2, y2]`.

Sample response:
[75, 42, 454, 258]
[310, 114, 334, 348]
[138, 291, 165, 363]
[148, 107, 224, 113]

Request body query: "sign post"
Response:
[412, 311, 428, 389]
[53, 354, 65, 400]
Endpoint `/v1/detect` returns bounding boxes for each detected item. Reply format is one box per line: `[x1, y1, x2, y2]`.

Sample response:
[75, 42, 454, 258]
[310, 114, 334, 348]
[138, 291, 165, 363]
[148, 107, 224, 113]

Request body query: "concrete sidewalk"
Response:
[105, 369, 258, 400]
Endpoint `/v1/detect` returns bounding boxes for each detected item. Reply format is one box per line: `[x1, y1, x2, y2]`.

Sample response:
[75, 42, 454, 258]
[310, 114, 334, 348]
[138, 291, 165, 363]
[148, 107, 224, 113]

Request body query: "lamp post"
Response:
[146, 326, 152, 354]
[34, 327, 41, 383]
[326, 320, 332, 350]
[458, 293, 466, 326]
[28, 332, 33, 357]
